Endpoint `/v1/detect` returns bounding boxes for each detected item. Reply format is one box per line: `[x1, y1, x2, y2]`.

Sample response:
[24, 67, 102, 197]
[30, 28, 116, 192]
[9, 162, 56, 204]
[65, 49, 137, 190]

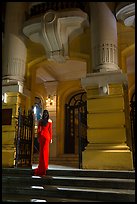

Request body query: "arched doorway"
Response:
[64, 92, 87, 158]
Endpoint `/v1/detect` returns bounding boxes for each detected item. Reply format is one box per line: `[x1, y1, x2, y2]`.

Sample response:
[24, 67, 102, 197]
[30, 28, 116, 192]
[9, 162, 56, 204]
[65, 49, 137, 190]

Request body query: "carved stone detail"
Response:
[94, 43, 119, 72]
[23, 9, 89, 63]
[116, 3, 135, 27]
[2, 34, 27, 82]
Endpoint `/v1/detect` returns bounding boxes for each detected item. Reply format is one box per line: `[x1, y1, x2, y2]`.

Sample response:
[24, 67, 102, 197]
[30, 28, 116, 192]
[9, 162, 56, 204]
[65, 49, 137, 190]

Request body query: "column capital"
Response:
[81, 71, 128, 89]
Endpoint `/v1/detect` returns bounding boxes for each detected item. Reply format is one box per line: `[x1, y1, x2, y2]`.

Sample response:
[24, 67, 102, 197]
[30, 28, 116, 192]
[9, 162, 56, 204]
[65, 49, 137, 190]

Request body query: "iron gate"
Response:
[14, 107, 34, 167]
[130, 92, 135, 168]
[78, 108, 88, 168]
[65, 92, 88, 168]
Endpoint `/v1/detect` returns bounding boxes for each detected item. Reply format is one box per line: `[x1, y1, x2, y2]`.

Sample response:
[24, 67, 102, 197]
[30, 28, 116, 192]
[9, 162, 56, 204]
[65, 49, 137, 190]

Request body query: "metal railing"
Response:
[26, 2, 87, 20]
[14, 107, 34, 168]
[130, 93, 135, 168]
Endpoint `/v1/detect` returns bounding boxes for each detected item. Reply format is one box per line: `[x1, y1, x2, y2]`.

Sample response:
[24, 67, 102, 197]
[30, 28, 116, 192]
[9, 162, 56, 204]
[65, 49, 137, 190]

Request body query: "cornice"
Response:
[116, 3, 135, 27]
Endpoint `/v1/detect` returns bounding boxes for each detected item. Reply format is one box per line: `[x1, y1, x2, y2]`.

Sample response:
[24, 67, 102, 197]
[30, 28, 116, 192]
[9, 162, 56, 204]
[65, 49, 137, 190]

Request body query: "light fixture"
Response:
[99, 85, 108, 95]
[46, 95, 54, 106]
[102, 86, 108, 94]
[2, 93, 8, 103]
[33, 106, 37, 114]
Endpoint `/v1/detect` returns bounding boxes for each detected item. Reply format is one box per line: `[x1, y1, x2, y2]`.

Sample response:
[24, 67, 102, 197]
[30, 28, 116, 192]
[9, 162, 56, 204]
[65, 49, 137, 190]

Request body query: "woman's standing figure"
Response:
[33, 110, 52, 176]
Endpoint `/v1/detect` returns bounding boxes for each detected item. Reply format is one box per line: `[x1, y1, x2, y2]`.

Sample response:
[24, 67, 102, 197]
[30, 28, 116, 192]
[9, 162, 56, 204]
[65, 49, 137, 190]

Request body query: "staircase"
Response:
[33, 154, 79, 168]
[2, 166, 135, 202]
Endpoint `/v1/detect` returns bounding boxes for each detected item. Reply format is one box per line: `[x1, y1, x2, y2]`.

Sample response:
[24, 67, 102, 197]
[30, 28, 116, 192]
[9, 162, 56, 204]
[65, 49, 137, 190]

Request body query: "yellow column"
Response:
[82, 82, 133, 170]
[2, 92, 26, 167]
[83, 2, 134, 170]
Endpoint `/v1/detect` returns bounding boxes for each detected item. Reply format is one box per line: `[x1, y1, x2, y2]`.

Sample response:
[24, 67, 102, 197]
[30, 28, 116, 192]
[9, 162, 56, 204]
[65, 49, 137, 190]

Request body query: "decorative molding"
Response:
[2, 34, 27, 82]
[2, 57, 26, 82]
[23, 9, 89, 63]
[116, 3, 135, 27]
[81, 71, 128, 88]
[2, 81, 24, 94]
[93, 43, 119, 72]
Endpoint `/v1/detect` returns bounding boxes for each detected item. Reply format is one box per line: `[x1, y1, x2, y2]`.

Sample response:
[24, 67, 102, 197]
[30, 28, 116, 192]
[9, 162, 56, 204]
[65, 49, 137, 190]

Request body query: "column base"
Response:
[2, 148, 15, 167]
[82, 149, 134, 170]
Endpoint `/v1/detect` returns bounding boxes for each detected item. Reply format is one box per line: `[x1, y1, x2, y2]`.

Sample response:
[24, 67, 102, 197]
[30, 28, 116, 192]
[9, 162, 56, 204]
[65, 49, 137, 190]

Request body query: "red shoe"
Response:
[33, 168, 46, 176]
[41, 174, 46, 177]
[33, 168, 38, 176]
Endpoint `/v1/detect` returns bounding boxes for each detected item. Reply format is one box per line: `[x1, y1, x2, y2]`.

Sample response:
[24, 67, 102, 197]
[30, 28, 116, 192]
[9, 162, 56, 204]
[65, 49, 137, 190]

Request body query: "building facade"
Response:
[2, 2, 135, 170]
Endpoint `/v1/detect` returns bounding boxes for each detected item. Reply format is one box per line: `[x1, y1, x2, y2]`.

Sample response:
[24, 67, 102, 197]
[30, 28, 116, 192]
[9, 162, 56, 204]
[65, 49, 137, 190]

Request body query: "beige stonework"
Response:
[81, 76, 133, 170]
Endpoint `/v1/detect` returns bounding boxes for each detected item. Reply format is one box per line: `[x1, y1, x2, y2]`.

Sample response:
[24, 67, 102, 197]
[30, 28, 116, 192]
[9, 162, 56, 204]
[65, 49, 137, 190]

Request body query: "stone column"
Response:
[2, 2, 27, 83]
[2, 2, 29, 108]
[81, 73, 133, 170]
[2, 2, 28, 111]
[2, 2, 29, 167]
[89, 2, 120, 73]
[2, 34, 26, 83]
[44, 81, 58, 158]
[81, 2, 133, 170]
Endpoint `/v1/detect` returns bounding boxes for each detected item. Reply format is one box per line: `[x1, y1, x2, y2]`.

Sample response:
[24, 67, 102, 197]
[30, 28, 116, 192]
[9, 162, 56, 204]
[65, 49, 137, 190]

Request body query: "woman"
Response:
[33, 110, 52, 176]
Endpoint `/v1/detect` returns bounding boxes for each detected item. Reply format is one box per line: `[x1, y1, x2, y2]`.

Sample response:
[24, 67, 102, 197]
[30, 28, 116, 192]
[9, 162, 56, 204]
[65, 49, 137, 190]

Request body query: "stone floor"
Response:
[32, 164, 78, 170]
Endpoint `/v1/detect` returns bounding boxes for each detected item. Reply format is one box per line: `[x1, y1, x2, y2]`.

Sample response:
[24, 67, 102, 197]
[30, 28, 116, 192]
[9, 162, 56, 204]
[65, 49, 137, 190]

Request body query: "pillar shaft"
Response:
[89, 2, 119, 72]
[81, 2, 133, 170]
[2, 2, 27, 82]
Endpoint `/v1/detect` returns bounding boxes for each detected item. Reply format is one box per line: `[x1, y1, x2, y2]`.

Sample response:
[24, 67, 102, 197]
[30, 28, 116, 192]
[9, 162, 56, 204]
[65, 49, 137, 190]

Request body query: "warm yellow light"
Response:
[46, 95, 54, 106]
[2, 93, 8, 103]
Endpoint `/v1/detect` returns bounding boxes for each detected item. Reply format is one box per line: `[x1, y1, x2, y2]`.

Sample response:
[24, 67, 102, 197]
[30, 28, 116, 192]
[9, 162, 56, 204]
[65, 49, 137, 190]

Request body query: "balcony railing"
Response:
[26, 2, 87, 20]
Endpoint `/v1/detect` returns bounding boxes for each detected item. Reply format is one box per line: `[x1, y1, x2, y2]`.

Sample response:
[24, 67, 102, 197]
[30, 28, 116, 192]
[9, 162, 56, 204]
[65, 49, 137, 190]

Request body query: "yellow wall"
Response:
[26, 62, 48, 110]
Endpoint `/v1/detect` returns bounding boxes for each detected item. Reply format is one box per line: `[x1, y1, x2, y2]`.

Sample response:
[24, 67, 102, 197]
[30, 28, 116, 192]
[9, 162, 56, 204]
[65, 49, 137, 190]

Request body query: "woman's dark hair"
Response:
[40, 110, 49, 126]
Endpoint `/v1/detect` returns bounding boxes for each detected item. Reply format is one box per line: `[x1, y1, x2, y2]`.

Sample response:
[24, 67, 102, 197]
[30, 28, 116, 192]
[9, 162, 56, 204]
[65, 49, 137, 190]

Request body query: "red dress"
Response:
[34, 119, 52, 176]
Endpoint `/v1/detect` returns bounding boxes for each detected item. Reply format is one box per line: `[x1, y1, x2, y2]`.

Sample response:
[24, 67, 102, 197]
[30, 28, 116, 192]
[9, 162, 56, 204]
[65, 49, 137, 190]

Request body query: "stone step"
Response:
[2, 175, 135, 190]
[49, 154, 79, 162]
[2, 167, 135, 179]
[2, 167, 135, 202]
[2, 194, 100, 202]
[2, 184, 135, 202]
[33, 154, 79, 168]
[49, 161, 79, 168]
[47, 169, 135, 179]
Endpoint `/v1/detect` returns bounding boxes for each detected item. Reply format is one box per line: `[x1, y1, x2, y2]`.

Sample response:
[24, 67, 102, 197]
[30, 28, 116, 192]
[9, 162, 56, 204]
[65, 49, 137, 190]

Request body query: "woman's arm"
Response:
[48, 119, 53, 143]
